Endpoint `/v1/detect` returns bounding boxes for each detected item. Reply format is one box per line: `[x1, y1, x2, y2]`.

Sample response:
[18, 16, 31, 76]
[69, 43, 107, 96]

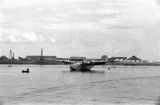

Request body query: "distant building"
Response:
[26, 56, 57, 62]
[109, 57, 127, 62]
[56, 57, 68, 61]
[101, 55, 108, 61]
[43, 56, 57, 61]
[124, 56, 141, 64]
[92, 58, 102, 61]
[69, 56, 86, 62]
[18, 57, 26, 61]
[87, 55, 108, 62]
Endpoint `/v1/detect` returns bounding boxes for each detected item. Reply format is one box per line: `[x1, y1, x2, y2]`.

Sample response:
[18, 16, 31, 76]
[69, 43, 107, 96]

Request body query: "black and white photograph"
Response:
[1, 0, 160, 105]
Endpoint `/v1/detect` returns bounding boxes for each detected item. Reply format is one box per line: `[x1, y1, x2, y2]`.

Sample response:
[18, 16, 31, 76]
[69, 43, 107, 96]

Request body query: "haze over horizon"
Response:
[1, 0, 160, 61]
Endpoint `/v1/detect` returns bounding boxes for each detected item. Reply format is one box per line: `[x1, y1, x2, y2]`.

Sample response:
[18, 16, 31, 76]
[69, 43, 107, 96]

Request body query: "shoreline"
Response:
[1, 62, 160, 66]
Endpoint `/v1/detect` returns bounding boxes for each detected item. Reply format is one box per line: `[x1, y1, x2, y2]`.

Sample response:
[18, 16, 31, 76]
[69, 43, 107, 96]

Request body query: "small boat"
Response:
[22, 68, 30, 73]
[8, 65, 12, 67]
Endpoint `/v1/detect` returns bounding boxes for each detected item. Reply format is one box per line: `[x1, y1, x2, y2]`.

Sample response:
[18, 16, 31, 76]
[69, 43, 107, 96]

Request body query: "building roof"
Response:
[109, 57, 127, 60]
[69, 56, 86, 59]
[26, 56, 57, 60]
[127, 56, 141, 60]
[26, 56, 56, 58]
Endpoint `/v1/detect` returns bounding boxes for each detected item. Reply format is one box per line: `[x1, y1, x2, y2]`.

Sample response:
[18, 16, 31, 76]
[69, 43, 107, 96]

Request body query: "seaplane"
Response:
[63, 59, 107, 73]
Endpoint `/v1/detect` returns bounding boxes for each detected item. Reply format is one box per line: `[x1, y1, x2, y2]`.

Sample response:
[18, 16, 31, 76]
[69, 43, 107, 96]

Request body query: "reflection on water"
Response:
[0, 65, 160, 105]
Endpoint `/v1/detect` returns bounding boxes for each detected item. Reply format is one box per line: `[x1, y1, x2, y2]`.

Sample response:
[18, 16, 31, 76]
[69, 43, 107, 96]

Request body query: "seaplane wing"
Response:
[60, 59, 107, 72]
[85, 61, 106, 66]
[63, 60, 76, 65]
[63, 60, 106, 65]
[69, 61, 107, 72]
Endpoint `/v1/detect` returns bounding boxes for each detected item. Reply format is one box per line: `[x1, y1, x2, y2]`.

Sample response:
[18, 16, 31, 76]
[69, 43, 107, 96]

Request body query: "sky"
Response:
[0, 0, 160, 61]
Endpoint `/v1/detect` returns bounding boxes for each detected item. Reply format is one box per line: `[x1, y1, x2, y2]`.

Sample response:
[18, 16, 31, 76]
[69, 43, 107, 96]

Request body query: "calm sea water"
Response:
[0, 65, 160, 105]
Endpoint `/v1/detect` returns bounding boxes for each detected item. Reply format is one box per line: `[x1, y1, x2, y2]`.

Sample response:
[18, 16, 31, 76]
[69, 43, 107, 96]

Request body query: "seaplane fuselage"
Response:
[70, 62, 94, 72]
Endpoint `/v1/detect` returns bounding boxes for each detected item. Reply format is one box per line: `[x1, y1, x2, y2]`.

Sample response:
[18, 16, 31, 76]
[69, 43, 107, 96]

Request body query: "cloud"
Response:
[77, 8, 120, 17]
[35, 8, 43, 12]
[0, 12, 6, 23]
[80, 39, 99, 47]
[21, 32, 44, 42]
[45, 17, 62, 22]
[49, 37, 56, 43]
[0, 0, 92, 9]
[1, 0, 160, 60]
[157, 0, 160, 4]
[94, 9, 116, 15]
[0, 29, 44, 43]
[77, 9, 92, 14]
[43, 22, 106, 33]
[0, 0, 34, 8]
[106, 25, 141, 30]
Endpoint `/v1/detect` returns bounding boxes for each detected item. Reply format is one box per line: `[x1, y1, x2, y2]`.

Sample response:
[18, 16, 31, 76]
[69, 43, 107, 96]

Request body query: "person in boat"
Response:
[27, 68, 29, 71]
[22, 68, 30, 73]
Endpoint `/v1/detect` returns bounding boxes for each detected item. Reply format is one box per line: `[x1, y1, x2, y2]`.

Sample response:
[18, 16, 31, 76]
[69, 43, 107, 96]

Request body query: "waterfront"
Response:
[0, 65, 160, 105]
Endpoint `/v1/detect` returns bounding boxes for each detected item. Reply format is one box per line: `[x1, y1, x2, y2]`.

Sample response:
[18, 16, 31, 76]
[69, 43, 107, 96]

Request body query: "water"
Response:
[0, 65, 160, 105]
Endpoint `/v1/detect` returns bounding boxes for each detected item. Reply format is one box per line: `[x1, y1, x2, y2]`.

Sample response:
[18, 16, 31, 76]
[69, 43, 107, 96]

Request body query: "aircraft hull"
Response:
[70, 62, 94, 72]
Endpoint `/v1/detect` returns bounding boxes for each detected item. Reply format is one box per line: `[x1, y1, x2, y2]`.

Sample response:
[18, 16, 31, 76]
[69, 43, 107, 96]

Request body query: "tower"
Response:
[12, 52, 14, 60]
[41, 48, 43, 57]
[9, 50, 12, 60]
[40, 48, 44, 63]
